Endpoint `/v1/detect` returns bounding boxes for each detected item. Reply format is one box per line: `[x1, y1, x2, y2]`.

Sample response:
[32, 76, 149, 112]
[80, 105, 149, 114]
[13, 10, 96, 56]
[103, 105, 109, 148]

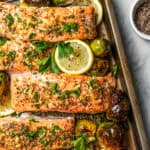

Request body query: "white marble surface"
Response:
[112, 0, 150, 141]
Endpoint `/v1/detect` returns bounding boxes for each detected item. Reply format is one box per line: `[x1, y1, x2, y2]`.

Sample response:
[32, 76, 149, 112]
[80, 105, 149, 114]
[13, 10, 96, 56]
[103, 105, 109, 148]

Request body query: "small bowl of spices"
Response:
[130, 0, 150, 40]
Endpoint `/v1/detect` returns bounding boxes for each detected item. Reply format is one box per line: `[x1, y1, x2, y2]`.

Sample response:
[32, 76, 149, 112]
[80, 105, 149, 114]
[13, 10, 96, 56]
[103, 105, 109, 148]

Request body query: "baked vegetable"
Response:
[88, 59, 110, 76]
[51, 0, 74, 6]
[106, 90, 130, 121]
[96, 122, 123, 150]
[90, 38, 111, 57]
[75, 120, 96, 137]
[72, 120, 96, 150]
[20, 0, 50, 7]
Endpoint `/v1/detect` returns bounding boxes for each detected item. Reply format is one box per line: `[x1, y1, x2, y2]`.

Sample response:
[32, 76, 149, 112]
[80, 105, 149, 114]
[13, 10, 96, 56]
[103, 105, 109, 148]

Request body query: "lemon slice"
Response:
[0, 96, 14, 117]
[55, 40, 94, 75]
[92, 0, 103, 25]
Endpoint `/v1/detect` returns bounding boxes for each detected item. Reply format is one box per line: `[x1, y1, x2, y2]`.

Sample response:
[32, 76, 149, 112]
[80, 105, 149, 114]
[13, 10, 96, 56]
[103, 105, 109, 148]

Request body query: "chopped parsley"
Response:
[34, 103, 41, 109]
[37, 55, 51, 73]
[5, 14, 14, 28]
[8, 51, 16, 61]
[51, 83, 61, 95]
[34, 101, 45, 109]
[40, 140, 49, 146]
[25, 50, 39, 60]
[31, 41, 53, 52]
[37, 128, 46, 139]
[29, 33, 36, 40]
[0, 51, 6, 57]
[87, 78, 102, 90]
[11, 112, 22, 118]
[63, 22, 78, 32]
[24, 131, 36, 140]
[68, 15, 75, 18]
[0, 37, 8, 46]
[71, 132, 96, 150]
[33, 91, 39, 102]
[60, 88, 80, 101]
[22, 88, 29, 94]
[51, 124, 62, 134]
[14, 13, 22, 22]
[9, 132, 15, 137]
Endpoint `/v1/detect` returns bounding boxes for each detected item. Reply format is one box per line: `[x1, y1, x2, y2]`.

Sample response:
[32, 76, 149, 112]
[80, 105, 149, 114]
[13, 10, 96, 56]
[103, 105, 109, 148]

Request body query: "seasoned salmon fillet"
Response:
[0, 40, 53, 72]
[0, 115, 74, 150]
[0, 2, 96, 42]
[11, 73, 116, 113]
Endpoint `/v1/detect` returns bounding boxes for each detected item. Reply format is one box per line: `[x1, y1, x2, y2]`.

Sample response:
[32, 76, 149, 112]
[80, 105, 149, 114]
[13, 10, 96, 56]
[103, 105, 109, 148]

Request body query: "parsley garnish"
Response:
[25, 50, 39, 60]
[24, 131, 36, 140]
[51, 124, 62, 134]
[37, 50, 60, 73]
[68, 15, 75, 18]
[60, 88, 80, 101]
[5, 14, 14, 28]
[63, 22, 78, 32]
[112, 63, 119, 77]
[87, 78, 102, 90]
[51, 83, 60, 94]
[0, 37, 8, 46]
[9, 132, 15, 137]
[33, 91, 39, 102]
[31, 41, 53, 52]
[37, 128, 46, 139]
[8, 51, 16, 61]
[29, 33, 36, 40]
[34, 101, 45, 109]
[37, 55, 51, 73]
[57, 41, 73, 58]
[71, 133, 96, 150]
[0, 51, 6, 57]
[51, 49, 60, 73]
[22, 88, 29, 94]
[40, 140, 49, 146]
[11, 112, 22, 118]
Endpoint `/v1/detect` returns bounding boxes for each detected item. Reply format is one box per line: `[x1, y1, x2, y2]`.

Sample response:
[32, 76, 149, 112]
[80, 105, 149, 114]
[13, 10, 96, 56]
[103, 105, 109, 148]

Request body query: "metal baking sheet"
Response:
[1, 0, 149, 149]
[103, 0, 149, 149]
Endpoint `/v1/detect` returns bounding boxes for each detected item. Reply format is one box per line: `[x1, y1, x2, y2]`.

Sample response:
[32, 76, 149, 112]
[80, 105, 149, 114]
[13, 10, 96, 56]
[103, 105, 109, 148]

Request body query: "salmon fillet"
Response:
[11, 73, 116, 113]
[0, 2, 96, 42]
[0, 40, 53, 72]
[0, 115, 74, 150]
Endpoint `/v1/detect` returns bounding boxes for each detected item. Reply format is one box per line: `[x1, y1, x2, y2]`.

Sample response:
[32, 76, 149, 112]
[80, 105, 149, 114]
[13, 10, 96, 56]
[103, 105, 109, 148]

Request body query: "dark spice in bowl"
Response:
[134, 1, 150, 35]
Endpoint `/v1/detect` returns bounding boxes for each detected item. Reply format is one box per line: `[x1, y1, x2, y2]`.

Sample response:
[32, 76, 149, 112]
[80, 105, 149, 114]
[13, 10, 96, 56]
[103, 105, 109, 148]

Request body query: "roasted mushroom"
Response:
[90, 38, 111, 57]
[106, 90, 130, 121]
[96, 122, 123, 150]
[87, 59, 110, 76]
[20, 0, 50, 7]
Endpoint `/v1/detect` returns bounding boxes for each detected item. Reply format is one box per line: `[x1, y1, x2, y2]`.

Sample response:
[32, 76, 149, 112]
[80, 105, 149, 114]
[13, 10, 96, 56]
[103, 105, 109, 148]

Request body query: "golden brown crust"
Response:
[11, 73, 116, 113]
[0, 116, 74, 150]
[0, 2, 96, 42]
